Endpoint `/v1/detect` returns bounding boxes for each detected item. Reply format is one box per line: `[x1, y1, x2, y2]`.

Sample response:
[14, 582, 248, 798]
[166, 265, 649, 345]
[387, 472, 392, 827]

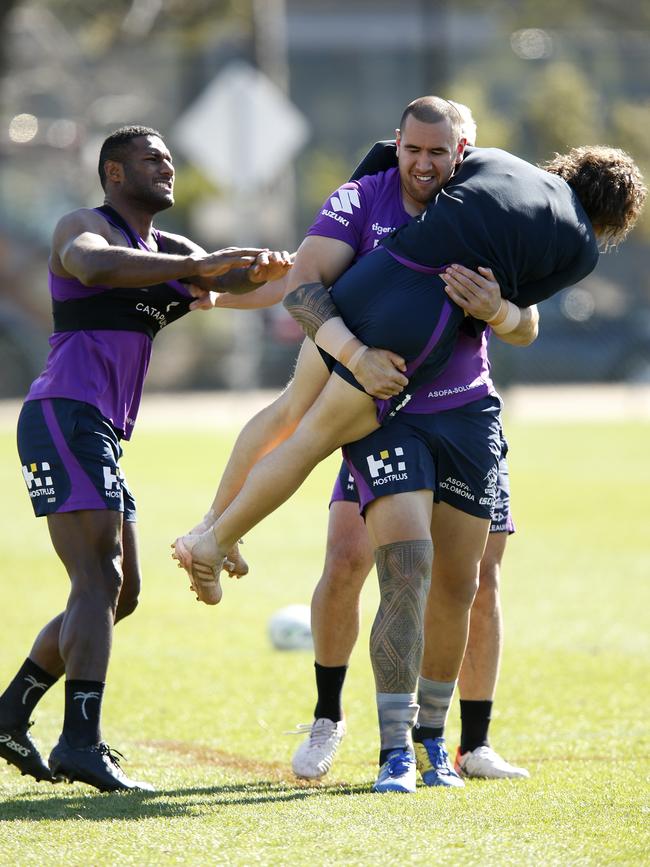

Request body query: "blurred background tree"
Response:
[1, 0, 648, 394]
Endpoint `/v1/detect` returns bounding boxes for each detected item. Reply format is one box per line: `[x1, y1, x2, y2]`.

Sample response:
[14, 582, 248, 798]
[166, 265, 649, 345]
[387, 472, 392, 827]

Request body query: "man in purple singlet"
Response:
[290, 102, 533, 786]
[176, 100, 536, 789]
[0, 126, 291, 792]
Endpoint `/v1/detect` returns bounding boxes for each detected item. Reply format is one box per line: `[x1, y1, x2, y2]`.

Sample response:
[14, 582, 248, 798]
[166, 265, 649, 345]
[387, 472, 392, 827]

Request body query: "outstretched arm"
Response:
[188, 250, 294, 297]
[161, 234, 293, 303]
[189, 252, 295, 311]
[51, 209, 261, 288]
[208, 275, 290, 310]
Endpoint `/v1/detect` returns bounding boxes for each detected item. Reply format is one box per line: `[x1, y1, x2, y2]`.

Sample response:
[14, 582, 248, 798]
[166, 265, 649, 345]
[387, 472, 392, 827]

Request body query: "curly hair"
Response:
[543, 146, 647, 249]
[98, 125, 162, 189]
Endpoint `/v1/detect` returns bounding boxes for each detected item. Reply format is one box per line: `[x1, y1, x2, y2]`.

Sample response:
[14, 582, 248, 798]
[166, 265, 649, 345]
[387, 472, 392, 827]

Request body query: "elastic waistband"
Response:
[384, 247, 448, 276]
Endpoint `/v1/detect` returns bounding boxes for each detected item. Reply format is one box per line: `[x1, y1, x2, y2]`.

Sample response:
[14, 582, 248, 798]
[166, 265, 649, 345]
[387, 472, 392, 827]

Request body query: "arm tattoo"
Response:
[370, 540, 433, 693]
[283, 281, 339, 341]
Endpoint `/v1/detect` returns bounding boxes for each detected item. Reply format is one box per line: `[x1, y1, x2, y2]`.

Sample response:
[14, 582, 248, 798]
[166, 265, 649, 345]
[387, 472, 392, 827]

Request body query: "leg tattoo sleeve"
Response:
[370, 540, 433, 694]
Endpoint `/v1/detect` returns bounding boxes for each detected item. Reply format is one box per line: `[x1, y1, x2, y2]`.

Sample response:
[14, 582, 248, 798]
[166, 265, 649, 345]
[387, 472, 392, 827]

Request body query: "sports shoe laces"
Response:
[386, 752, 412, 777]
[98, 742, 127, 769]
[287, 721, 339, 747]
[310, 722, 338, 747]
[425, 739, 449, 765]
[286, 723, 313, 737]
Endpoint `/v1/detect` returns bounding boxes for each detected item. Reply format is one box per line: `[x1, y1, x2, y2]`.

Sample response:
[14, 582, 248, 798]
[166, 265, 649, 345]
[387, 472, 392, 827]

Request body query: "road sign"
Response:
[171, 60, 310, 191]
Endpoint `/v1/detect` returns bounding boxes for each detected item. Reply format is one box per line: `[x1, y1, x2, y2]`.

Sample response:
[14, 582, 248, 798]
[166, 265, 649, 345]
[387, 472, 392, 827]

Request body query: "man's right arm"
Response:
[282, 235, 356, 339]
[51, 209, 260, 288]
[283, 236, 408, 398]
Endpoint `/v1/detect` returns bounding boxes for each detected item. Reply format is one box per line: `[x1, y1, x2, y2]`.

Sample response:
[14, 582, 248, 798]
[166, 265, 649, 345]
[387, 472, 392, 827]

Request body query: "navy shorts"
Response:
[488, 437, 515, 534]
[17, 398, 136, 521]
[329, 248, 465, 422]
[340, 395, 503, 521]
[330, 446, 515, 534]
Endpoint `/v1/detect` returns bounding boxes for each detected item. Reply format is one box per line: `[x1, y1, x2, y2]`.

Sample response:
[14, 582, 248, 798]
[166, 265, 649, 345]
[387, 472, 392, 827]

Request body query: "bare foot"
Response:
[172, 530, 228, 605]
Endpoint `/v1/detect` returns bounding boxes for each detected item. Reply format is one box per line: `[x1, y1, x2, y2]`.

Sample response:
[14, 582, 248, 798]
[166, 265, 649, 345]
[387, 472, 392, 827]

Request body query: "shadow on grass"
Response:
[1, 779, 374, 822]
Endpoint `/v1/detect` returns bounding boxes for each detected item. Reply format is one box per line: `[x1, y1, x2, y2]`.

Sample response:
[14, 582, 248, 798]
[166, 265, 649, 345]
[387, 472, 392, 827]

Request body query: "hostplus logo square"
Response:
[366, 447, 407, 487]
[22, 462, 55, 501]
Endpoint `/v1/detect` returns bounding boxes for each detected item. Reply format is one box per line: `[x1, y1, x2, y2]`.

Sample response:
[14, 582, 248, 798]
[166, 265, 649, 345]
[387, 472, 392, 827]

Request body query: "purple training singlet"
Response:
[26, 209, 192, 439]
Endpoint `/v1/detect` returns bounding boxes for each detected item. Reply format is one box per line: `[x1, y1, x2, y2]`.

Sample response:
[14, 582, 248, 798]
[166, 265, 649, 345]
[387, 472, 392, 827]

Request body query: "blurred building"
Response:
[1, 0, 649, 396]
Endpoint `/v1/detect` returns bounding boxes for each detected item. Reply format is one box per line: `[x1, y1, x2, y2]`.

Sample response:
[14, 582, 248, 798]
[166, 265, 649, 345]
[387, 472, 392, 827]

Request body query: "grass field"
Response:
[0, 402, 648, 866]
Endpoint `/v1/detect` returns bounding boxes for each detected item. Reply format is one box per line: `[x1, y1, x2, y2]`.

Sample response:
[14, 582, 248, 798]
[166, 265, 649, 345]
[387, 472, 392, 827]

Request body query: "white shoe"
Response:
[455, 745, 530, 779]
[290, 718, 346, 779]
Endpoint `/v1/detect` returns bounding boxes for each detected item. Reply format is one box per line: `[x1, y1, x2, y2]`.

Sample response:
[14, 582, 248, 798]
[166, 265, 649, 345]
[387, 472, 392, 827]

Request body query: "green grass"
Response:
[0, 412, 648, 865]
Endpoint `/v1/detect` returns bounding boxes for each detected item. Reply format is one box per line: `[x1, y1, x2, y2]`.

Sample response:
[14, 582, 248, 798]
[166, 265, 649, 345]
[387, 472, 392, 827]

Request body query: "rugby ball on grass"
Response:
[268, 604, 313, 651]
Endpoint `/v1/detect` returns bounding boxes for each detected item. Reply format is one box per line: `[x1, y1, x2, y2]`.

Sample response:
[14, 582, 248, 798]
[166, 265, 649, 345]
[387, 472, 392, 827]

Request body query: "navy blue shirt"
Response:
[352, 144, 599, 308]
[384, 148, 598, 307]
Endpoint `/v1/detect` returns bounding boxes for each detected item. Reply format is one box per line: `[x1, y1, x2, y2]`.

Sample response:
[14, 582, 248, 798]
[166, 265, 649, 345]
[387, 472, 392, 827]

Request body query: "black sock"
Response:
[0, 658, 59, 728]
[459, 699, 492, 754]
[313, 662, 347, 723]
[412, 724, 444, 743]
[379, 745, 410, 765]
[63, 680, 105, 748]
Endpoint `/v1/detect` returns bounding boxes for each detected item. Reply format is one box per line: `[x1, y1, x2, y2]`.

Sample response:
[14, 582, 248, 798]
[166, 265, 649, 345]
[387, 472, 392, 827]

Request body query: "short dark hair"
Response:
[98, 125, 162, 189]
[399, 96, 463, 141]
[543, 146, 647, 249]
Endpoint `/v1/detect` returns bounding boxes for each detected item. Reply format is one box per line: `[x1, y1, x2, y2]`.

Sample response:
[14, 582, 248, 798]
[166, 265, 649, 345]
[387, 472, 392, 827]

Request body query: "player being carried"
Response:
[178, 99, 537, 786]
[173, 100, 646, 792]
